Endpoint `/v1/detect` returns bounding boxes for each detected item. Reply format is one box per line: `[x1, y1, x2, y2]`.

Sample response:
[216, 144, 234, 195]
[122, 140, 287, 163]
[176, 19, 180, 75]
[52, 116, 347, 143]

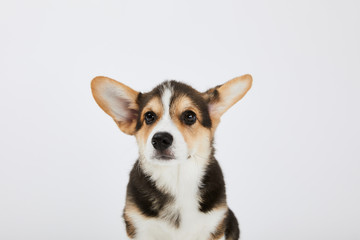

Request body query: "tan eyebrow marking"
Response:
[136, 97, 163, 147]
[170, 95, 203, 123]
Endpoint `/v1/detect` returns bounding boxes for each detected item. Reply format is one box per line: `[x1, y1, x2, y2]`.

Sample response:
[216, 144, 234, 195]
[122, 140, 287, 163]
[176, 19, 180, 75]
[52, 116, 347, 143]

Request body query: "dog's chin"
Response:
[148, 150, 190, 165]
[154, 154, 175, 160]
[152, 150, 175, 161]
[141, 148, 190, 165]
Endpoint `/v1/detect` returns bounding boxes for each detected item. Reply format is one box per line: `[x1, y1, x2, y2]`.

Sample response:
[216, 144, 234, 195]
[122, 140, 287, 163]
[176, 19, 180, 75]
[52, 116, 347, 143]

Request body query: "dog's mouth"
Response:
[153, 150, 175, 160]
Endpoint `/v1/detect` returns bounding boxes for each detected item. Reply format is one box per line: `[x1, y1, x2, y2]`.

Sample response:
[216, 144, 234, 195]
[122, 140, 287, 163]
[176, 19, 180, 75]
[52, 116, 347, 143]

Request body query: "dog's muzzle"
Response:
[151, 132, 175, 160]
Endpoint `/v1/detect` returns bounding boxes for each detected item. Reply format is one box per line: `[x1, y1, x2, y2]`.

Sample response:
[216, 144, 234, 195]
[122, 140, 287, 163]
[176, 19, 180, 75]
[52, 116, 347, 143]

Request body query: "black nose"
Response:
[152, 132, 173, 151]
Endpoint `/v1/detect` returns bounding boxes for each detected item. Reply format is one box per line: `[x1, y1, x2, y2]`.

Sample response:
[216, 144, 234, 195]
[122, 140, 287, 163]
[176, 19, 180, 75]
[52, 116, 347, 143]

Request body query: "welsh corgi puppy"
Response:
[91, 74, 252, 240]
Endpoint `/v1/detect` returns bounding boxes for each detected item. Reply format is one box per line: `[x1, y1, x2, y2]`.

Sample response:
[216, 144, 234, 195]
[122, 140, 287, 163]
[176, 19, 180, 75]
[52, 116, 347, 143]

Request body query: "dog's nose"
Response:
[152, 132, 173, 151]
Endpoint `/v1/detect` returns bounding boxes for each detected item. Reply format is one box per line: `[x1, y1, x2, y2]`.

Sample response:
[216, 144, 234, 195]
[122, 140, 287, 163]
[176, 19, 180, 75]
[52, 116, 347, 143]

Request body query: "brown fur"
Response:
[135, 97, 163, 147]
[170, 95, 213, 159]
[123, 212, 136, 239]
[210, 215, 226, 240]
[203, 74, 252, 131]
[91, 76, 139, 135]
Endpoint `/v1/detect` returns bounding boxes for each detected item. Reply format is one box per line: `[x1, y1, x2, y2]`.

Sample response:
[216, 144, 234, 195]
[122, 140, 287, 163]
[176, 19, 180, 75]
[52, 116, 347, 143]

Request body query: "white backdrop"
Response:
[1, 0, 359, 239]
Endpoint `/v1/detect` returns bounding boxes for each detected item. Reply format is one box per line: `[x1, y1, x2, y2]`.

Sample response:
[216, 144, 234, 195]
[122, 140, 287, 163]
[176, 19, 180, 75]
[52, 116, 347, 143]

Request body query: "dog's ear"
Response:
[91, 76, 139, 135]
[203, 74, 252, 123]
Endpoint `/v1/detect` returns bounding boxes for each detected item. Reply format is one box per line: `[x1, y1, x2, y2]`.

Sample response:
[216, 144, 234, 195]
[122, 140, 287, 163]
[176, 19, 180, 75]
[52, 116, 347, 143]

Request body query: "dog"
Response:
[91, 74, 252, 240]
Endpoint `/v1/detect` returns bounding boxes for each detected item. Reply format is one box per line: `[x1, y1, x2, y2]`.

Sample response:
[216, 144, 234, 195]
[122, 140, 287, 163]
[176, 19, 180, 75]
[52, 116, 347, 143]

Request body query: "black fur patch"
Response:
[224, 208, 240, 240]
[203, 84, 222, 104]
[126, 161, 181, 228]
[168, 80, 212, 128]
[198, 155, 227, 213]
[135, 86, 162, 131]
[126, 160, 173, 217]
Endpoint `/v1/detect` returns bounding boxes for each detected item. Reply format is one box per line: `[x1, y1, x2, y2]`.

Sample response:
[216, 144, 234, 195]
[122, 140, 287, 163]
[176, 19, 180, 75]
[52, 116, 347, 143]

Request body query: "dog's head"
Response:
[91, 75, 252, 165]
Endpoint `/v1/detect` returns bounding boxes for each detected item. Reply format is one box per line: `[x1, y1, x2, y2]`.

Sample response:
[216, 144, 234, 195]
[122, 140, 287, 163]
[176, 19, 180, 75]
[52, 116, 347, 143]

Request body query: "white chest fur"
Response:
[127, 157, 227, 240]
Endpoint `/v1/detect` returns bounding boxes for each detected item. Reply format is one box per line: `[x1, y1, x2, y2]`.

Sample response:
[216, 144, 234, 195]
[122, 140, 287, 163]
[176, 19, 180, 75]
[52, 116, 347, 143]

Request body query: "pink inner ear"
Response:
[126, 108, 138, 123]
[111, 96, 137, 122]
[103, 86, 138, 122]
[208, 104, 216, 115]
[208, 103, 225, 117]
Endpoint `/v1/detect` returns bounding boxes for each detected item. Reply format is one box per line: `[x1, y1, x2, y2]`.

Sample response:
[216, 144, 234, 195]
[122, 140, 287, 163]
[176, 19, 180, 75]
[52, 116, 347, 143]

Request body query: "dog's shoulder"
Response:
[199, 156, 227, 212]
[126, 160, 174, 218]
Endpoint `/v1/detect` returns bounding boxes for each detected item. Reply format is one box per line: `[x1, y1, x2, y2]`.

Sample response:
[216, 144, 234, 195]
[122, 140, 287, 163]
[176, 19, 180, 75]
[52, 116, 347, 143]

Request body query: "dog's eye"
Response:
[182, 110, 197, 125]
[144, 111, 157, 125]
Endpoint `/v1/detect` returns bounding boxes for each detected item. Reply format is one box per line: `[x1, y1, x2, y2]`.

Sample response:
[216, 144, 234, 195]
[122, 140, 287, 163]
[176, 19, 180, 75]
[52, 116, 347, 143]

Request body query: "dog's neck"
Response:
[139, 153, 211, 196]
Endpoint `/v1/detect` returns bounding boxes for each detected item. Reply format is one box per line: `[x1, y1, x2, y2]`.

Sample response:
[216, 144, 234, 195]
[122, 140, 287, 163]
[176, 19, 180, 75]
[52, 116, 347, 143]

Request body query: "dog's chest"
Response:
[133, 160, 227, 240]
